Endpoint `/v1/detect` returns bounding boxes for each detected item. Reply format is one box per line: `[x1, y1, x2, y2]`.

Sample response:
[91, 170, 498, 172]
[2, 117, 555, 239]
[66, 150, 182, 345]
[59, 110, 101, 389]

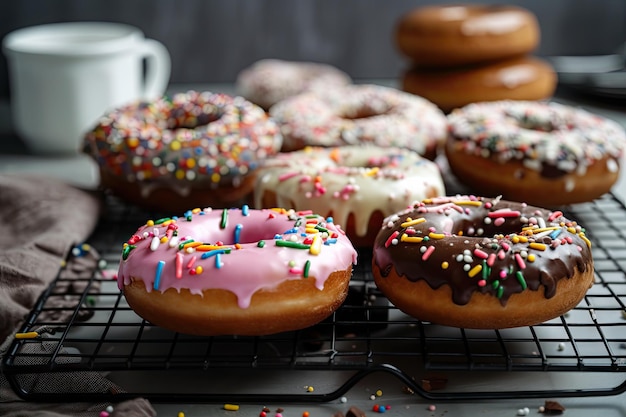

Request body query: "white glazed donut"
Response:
[236, 59, 352, 110]
[446, 100, 626, 206]
[269, 84, 447, 158]
[254, 145, 446, 247]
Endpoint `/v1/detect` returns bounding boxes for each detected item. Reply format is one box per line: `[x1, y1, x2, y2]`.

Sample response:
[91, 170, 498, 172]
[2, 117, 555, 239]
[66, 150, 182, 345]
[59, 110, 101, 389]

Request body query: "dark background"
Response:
[1, 0, 624, 99]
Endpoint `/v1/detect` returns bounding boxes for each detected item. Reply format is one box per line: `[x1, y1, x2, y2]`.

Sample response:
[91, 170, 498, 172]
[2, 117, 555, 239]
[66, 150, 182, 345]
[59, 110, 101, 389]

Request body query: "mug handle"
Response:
[138, 39, 171, 99]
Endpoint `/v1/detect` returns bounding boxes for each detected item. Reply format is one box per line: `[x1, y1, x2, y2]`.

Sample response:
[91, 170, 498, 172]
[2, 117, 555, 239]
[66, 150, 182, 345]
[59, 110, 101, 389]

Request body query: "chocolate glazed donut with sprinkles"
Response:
[83, 91, 283, 213]
[445, 100, 626, 206]
[118, 205, 357, 336]
[372, 195, 593, 329]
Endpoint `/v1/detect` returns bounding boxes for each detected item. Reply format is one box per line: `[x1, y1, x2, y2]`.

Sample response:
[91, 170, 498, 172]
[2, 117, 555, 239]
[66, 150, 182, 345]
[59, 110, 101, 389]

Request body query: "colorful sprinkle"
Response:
[529, 242, 547, 251]
[153, 260, 165, 290]
[516, 271, 528, 290]
[400, 217, 426, 228]
[309, 234, 322, 255]
[422, 245, 435, 261]
[175, 252, 183, 279]
[275, 240, 311, 249]
[401, 234, 423, 243]
[468, 264, 482, 278]
[488, 209, 521, 218]
[385, 231, 400, 248]
[200, 248, 231, 259]
[234, 224, 243, 244]
[220, 208, 228, 229]
[122, 244, 135, 260]
[14, 332, 39, 339]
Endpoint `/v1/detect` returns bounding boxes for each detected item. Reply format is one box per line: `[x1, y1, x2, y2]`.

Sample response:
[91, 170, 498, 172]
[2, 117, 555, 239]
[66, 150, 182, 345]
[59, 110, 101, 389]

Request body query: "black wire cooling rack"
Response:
[3, 193, 626, 403]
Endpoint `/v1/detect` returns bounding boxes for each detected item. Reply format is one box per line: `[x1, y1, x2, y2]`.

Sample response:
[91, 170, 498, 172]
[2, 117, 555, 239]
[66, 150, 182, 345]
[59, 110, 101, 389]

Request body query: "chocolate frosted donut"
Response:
[84, 91, 283, 212]
[446, 100, 626, 206]
[372, 195, 594, 329]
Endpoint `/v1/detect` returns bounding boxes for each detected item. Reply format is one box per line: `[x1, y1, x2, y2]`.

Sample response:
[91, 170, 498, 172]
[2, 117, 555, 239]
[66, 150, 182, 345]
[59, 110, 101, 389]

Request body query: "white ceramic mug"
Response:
[3, 22, 171, 154]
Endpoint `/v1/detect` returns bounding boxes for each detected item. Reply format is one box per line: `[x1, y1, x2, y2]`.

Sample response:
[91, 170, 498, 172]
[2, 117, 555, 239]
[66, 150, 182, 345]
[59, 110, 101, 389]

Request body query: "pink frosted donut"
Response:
[236, 59, 352, 110]
[269, 84, 447, 158]
[118, 206, 357, 336]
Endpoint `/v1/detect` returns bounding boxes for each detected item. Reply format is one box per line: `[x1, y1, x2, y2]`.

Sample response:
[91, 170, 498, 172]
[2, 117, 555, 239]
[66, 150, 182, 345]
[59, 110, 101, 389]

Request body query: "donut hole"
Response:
[516, 119, 557, 133]
[214, 222, 293, 246]
[338, 101, 392, 120]
[447, 216, 526, 238]
[506, 109, 560, 133]
[168, 106, 224, 129]
[328, 148, 400, 170]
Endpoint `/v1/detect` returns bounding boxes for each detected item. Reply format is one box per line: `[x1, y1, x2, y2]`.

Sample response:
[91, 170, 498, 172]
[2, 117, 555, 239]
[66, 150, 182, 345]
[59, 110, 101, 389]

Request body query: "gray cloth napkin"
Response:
[0, 174, 101, 341]
[0, 174, 156, 417]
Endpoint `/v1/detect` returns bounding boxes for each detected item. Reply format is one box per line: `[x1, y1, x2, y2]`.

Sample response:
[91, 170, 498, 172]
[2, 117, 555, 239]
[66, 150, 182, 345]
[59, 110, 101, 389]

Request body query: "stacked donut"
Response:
[394, 4, 557, 112]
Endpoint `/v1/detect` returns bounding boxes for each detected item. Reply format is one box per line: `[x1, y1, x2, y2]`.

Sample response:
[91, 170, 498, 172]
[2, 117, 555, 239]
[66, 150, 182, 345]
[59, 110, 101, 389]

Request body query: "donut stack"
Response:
[394, 4, 557, 112]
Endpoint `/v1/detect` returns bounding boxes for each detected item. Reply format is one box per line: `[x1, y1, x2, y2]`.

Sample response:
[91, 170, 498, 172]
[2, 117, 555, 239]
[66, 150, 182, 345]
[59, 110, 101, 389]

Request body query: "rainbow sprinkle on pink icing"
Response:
[118, 206, 357, 309]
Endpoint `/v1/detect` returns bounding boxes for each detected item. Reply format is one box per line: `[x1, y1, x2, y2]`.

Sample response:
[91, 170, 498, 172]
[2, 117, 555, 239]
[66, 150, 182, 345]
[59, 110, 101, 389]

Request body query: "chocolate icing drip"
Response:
[373, 196, 592, 306]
